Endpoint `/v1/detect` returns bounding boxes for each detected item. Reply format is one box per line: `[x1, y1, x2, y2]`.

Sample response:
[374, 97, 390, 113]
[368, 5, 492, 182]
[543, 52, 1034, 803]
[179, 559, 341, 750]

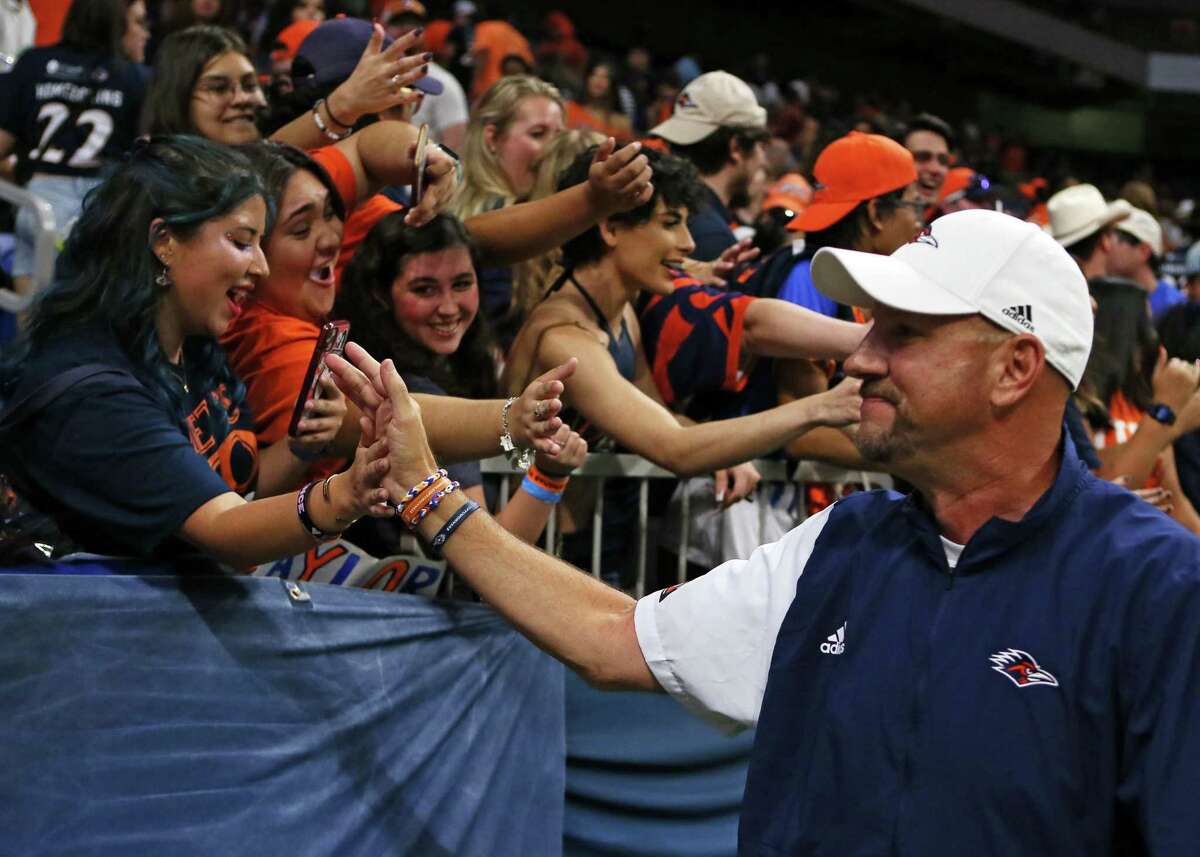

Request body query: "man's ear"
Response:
[865, 197, 884, 233]
[990, 334, 1045, 408]
[727, 134, 743, 168]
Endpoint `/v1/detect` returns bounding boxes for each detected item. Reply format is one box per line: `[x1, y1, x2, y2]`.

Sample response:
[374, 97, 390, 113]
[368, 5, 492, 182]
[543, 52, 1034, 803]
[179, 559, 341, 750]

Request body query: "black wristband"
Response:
[325, 94, 353, 129]
[297, 480, 341, 541]
[429, 498, 480, 556]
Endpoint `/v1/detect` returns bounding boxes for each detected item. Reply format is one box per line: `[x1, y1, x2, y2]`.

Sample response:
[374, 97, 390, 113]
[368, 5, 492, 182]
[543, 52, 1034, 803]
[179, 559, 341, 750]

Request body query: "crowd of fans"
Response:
[2, 0, 1200, 590]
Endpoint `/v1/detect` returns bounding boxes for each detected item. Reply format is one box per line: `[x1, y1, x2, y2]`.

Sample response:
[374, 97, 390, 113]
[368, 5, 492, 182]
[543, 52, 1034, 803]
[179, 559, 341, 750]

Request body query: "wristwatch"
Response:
[1148, 402, 1177, 426]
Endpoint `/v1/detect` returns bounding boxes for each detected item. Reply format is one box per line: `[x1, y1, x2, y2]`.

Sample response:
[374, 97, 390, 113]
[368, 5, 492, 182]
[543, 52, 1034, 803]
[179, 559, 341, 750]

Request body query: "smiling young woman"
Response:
[503, 146, 863, 584]
[333, 212, 587, 556]
[0, 136, 391, 569]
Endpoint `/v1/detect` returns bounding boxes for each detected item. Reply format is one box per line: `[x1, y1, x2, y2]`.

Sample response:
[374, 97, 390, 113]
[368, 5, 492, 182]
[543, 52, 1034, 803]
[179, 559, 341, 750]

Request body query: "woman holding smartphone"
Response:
[0, 136, 390, 569]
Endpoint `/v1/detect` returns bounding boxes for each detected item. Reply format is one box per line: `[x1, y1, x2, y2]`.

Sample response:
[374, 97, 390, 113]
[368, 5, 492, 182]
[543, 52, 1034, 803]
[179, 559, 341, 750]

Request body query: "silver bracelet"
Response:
[311, 98, 347, 142]
[500, 397, 533, 470]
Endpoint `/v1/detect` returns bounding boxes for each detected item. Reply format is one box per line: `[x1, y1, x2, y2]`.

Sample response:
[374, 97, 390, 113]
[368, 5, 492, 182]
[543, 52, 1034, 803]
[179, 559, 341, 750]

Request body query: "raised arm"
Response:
[270, 24, 430, 149]
[743, 299, 867, 360]
[463, 138, 653, 266]
[540, 326, 861, 476]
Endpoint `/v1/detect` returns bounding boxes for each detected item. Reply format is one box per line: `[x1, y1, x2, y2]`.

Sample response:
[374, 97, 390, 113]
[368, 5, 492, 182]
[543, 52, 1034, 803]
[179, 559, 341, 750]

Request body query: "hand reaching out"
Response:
[586, 139, 654, 216]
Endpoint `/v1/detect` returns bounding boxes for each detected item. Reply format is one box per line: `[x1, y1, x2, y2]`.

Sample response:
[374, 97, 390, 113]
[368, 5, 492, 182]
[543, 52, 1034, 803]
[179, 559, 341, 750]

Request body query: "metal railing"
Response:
[482, 454, 891, 597]
[0, 176, 56, 314]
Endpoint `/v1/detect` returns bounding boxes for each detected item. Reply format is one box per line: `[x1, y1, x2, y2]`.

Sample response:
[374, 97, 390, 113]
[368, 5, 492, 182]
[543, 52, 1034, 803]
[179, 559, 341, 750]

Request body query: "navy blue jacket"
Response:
[740, 440, 1200, 856]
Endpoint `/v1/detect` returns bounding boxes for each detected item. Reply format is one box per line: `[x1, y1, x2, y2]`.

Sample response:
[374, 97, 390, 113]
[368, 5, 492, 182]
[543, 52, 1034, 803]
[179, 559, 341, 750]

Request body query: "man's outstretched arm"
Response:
[327, 344, 659, 692]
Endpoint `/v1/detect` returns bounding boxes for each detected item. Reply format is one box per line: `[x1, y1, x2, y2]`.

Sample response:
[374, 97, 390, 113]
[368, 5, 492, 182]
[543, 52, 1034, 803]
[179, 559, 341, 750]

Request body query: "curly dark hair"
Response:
[558, 146, 707, 269]
[334, 212, 498, 399]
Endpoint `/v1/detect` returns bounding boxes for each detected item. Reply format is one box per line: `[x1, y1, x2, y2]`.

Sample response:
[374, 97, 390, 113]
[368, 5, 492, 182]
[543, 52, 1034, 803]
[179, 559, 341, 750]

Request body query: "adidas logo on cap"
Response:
[1002, 304, 1034, 331]
[819, 622, 846, 655]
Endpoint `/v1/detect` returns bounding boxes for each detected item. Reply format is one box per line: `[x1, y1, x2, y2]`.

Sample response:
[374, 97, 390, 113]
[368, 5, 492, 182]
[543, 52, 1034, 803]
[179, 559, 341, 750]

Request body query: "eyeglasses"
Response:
[194, 77, 263, 100]
[911, 150, 950, 167]
[895, 199, 927, 213]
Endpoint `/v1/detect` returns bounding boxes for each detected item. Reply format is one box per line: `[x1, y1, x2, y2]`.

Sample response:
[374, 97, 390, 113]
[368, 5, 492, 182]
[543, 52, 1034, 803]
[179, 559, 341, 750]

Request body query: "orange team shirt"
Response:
[309, 146, 406, 284]
[1092, 389, 1163, 488]
[565, 101, 634, 145]
[217, 145, 398, 482]
[470, 20, 534, 101]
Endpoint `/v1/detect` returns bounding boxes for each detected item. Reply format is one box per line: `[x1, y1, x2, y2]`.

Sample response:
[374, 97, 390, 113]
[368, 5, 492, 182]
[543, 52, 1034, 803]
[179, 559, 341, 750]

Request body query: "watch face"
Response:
[1151, 404, 1177, 425]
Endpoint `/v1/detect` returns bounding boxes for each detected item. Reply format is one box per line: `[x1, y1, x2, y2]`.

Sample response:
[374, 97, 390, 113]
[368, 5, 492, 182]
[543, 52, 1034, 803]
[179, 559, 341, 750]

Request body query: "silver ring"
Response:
[533, 402, 547, 421]
[390, 74, 403, 87]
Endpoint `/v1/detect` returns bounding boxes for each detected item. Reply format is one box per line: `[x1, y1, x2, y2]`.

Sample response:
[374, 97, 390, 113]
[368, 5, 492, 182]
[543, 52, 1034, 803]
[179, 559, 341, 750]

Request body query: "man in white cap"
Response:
[1107, 206, 1187, 319]
[649, 70, 769, 260]
[331, 209, 1200, 855]
[1047, 182, 1132, 279]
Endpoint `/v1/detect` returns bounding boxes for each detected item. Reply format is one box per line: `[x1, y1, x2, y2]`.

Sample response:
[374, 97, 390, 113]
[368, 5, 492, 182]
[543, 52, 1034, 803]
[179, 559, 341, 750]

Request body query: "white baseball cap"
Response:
[650, 71, 767, 145]
[1115, 207, 1164, 257]
[1046, 183, 1132, 248]
[812, 209, 1093, 389]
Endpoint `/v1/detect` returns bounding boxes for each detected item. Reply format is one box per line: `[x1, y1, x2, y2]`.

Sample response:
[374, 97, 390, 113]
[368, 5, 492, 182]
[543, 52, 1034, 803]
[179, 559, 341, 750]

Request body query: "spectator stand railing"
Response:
[0, 176, 56, 314]
[482, 453, 892, 597]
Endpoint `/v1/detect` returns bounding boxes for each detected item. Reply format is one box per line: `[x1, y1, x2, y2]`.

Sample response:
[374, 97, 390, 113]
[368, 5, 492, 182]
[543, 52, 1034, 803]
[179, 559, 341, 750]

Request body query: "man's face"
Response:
[729, 137, 767, 209]
[844, 306, 1002, 466]
[905, 129, 950, 205]
[1106, 230, 1147, 279]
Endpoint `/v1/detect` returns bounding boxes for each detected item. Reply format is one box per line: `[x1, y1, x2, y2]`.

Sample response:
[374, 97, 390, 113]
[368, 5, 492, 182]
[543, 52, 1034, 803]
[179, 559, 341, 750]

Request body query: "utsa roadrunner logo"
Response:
[989, 648, 1059, 688]
[676, 92, 698, 111]
[912, 225, 938, 248]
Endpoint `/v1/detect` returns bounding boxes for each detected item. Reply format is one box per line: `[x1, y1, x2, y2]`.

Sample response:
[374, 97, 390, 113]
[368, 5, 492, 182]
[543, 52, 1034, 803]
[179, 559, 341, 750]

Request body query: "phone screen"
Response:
[412, 123, 430, 207]
[287, 320, 351, 438]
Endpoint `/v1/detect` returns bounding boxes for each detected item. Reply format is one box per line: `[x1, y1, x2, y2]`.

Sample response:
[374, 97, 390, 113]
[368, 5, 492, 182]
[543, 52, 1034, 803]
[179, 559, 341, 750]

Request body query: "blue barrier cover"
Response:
[0, 571, 565, 857]
[563, 672, 753, 857]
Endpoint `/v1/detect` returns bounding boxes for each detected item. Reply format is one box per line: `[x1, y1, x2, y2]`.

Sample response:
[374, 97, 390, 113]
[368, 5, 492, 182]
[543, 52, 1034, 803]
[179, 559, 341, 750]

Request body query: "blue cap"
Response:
[294, 17, 443, 96]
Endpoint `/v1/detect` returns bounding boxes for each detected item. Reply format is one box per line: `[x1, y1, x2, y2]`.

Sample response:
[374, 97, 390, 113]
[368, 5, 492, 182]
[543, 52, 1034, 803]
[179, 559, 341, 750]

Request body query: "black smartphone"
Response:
[288, 320, 350, 438]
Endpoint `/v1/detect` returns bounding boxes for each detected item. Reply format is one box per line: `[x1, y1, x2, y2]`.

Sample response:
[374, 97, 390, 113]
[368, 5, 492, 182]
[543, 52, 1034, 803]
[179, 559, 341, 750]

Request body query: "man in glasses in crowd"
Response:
[902, 112, 954, 213]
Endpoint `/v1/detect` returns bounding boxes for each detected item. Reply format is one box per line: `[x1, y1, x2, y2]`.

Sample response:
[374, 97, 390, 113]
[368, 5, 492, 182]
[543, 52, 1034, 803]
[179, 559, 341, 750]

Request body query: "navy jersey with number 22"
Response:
[0, 46, 146, 180]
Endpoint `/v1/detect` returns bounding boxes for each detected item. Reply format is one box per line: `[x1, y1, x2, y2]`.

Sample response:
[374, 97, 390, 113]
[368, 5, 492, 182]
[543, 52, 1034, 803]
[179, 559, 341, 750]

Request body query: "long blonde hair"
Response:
[450, 75, 565, 220]
[511, 129, 606, 320]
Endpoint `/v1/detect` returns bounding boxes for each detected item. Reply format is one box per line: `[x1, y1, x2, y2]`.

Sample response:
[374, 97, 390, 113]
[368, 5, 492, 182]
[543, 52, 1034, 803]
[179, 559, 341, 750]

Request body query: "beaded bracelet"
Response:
[429, 498, 480, 555]
[311, 98, 347, 142]
[401, 479, 461, 529]
[390, 468, 448, 517]
[403, 476, 452, 524]
[297, 480, 341, 541]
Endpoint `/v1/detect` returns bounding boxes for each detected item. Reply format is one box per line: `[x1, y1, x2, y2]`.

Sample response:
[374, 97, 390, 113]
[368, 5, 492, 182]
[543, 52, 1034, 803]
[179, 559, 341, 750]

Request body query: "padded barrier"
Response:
[563, 671, 753, 857]
[0, 564, 565, 857]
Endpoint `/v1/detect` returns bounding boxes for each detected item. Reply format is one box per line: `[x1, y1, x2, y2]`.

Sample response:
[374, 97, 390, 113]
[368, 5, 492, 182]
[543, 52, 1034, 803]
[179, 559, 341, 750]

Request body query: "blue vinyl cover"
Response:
[0, 569, 565, 857]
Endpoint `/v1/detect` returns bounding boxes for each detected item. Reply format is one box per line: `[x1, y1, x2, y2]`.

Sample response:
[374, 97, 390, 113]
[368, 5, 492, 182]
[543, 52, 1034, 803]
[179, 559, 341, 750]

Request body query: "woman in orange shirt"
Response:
[1083, 279, 1200, 533]
[565, 58, 633, 146]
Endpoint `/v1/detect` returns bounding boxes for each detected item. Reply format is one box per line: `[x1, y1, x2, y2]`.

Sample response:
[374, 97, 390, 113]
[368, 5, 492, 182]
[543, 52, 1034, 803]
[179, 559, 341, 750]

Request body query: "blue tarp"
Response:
[0, 570, 565, 857]
[563, 672, 753, 857]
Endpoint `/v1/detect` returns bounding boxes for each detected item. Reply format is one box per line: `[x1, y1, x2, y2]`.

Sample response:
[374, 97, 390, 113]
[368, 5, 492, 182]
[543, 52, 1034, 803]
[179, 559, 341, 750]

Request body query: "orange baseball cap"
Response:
[272, 19, 320, 62]
[939, 167, 976, 203]
[763, 172, 812, 216]
[788, 132, 917, 232]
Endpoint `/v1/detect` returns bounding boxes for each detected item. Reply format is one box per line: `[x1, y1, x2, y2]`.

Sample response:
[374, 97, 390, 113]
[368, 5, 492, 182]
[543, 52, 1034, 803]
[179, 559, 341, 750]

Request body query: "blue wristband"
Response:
[430, 498, 480, 555]
[522, 475, 564, 504]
